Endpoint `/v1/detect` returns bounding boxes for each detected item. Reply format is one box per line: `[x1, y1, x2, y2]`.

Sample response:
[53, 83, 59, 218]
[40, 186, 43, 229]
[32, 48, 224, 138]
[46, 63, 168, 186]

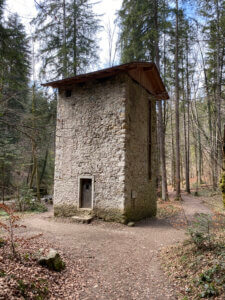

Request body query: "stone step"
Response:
[75, 209, 93, 217]
[71, 215, 94, 224]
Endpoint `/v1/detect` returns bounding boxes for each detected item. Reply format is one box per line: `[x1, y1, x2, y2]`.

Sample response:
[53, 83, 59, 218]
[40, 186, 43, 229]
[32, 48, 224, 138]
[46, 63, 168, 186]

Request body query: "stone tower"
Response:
[43, 62, 169, 223]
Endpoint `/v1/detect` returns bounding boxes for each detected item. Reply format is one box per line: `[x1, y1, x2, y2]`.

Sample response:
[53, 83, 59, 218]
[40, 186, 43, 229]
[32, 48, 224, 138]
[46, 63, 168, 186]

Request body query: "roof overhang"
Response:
[42, 62, 169, 100]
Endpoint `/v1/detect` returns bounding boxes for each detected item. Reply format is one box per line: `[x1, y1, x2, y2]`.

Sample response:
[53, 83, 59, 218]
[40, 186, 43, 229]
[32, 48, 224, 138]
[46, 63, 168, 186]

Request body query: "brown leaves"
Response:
[0, 236, 87, 299]
[157, 199, 187, 228]
[160, 230, 225, 299]
[0, 220, 8, 230]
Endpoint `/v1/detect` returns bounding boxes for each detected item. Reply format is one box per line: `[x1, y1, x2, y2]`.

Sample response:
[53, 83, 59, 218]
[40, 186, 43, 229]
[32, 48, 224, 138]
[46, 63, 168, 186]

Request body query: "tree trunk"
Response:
[221, 124, 225, 207]
[213, 126, 218, 190]
[198, 127, 202, 183]
[198, 39, 214, 188]
[216, 0, 222, 185]
[185, 36, 191, 193]
[157, 101, 169, 200]
[1, 162, 5, 203]
[170, 103, 176, 190]
[223, 124, 225, 171]
[182, 47, 190, 194]
[183, 102, 189, 191]
[194, 129, 199, 196]
[154, 0, 168, 201]
[35, 151, 41, 201]
[175, 0, 181, 199]
[29, 83, 40, 202]
[29, 141, 36, 189]
[40, 148, 49, 185]
[180, 150, 184, 188]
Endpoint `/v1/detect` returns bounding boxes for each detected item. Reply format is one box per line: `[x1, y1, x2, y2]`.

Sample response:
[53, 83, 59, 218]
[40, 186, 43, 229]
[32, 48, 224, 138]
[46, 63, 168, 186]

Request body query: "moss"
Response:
[125, 201, 157, 222]
[51, 255, 66, 272]
[39, 251, 65, 272]
[124, 185, 157, 222]
[54, 204, 79, 217]
[54, 201, 157, 223]
[54, 204, 127, 223]
[94, 207, 126, 223]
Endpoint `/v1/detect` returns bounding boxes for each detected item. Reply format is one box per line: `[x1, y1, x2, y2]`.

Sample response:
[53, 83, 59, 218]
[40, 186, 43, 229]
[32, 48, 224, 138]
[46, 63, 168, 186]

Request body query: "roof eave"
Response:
[42, 62, 169, 100]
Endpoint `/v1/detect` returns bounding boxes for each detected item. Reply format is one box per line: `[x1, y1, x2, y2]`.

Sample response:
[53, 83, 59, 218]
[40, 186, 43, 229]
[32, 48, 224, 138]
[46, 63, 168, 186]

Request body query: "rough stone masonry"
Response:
[53, 71, 157, 223]
[41, 59, 172, 223]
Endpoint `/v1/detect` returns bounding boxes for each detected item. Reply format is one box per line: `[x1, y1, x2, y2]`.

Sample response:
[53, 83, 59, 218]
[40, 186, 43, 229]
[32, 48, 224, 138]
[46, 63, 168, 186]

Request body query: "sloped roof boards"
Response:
[42, 62, 169, 100]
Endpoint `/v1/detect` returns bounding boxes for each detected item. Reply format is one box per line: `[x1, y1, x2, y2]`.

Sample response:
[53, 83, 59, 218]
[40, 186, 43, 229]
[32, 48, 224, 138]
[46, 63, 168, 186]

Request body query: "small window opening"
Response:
[65, 89, 72, 98]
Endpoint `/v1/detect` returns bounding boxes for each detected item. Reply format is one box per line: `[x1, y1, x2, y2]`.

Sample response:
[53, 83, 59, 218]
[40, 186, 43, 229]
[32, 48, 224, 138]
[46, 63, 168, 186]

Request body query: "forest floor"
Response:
[0, 192, 224, 299]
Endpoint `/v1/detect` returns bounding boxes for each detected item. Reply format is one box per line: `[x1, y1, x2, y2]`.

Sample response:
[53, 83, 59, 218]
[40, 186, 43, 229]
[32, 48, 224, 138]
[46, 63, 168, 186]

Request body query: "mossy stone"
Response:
[38, 249, 65, 272]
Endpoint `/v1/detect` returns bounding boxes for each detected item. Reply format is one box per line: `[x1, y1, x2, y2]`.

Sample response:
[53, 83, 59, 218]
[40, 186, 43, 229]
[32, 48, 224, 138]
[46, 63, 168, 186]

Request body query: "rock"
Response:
[127, 222, 135, 227]
[38, 249, 65, 272]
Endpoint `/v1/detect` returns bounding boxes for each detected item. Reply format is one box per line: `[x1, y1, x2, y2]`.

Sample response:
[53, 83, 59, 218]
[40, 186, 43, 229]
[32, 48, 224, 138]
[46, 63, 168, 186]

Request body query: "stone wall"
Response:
[54, 75, 127, 221]
[53, 73, 157, 222]
[124, 76, 157, 221]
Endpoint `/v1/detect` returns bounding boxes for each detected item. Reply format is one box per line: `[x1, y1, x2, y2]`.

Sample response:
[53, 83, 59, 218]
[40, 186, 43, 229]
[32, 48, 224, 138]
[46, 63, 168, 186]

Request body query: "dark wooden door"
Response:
[81, 179, 92, 208]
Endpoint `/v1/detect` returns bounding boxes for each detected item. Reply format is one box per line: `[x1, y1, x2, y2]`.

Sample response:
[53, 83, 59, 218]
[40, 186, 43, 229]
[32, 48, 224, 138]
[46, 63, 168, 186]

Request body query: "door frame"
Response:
[78, 175, 94, 209]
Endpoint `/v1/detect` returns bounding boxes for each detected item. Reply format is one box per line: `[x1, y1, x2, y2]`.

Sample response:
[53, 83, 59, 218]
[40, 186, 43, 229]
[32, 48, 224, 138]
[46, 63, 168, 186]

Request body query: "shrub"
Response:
[26, 201, 47, 213]
[187, 213, 213, 250]
[17, 278, 49, 299]
[0, 269, 6, 277]
[16, 186, 47, 213]
[0, 204, 25, 256]
[197, 266, 222, 298]
[199, 283, 218, 298]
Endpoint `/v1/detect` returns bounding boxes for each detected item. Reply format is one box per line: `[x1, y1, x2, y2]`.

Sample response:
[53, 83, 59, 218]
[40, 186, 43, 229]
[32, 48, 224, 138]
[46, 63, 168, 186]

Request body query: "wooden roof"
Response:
[42, 62, 169, 100]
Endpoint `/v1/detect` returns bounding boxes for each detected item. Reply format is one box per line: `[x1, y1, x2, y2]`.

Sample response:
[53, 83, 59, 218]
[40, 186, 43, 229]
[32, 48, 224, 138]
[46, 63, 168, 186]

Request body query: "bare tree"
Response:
[105, 18, 119, 67]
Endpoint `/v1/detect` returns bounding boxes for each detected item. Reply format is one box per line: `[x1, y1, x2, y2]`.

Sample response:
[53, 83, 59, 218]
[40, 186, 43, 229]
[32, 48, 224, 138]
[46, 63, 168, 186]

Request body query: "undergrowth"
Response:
[161, 213, 225, 299]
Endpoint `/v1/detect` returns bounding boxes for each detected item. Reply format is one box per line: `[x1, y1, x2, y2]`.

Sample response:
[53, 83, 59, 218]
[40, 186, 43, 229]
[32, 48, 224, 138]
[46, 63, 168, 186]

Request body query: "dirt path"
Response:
[181, 193, 212, 223]
[18, 193, 212, 300]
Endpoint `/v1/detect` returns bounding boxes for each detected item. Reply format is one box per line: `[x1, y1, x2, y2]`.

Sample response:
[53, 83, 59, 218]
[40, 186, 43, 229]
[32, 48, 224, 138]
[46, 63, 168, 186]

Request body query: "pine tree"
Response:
[119, 0, 147, 62]
[32, 0, 100, 80]
[0, 13, 30, 200]
[119, 0, 171, 64]
[118, 0, 170, 200]
[0, 0, 9, 100]
[176, 12, 195, 194]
